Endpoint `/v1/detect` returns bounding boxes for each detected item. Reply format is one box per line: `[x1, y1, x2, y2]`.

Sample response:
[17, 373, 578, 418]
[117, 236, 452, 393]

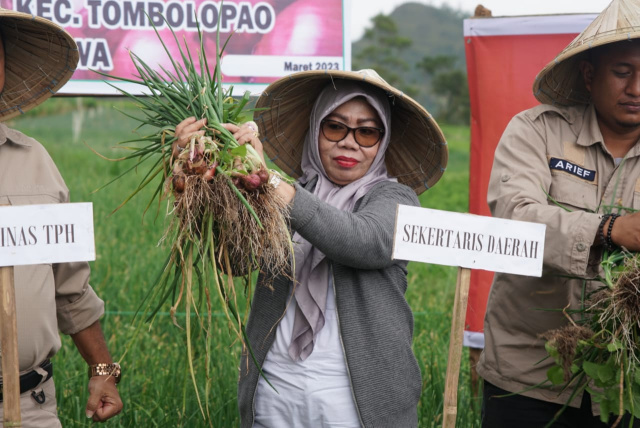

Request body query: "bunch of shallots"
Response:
[95, 18, 289, 417]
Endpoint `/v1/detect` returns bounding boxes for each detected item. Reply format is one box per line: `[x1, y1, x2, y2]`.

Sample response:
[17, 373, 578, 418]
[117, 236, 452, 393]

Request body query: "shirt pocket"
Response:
[548, 173, 598, 213]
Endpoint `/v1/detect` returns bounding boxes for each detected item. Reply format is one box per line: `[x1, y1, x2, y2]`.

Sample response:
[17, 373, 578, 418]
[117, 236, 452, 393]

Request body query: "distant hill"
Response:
[352, 2, 470, 112]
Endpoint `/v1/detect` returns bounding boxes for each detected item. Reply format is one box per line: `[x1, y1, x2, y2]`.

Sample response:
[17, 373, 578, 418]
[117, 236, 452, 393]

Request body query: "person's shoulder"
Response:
[1, 124, 66, 194]
[517, 103, 585, 125]
[2, 124, 49, 154]
[369, 180, 419, 205]
[371, 180, 413, 194]
[502, 104, 587, 139]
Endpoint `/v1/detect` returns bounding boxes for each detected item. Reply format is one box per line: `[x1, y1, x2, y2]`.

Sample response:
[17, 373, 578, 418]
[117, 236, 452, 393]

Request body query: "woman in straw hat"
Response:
[478, 0, 640, 426]
[174, 68, 447, 427]
[0, 8, 122, 426]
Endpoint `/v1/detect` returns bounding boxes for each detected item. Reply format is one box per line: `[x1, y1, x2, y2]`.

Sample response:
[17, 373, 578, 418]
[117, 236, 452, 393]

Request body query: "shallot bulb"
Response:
[241, 174, 262, 191]
[256, 167, 270, 185]
[172, 174, 186, 193]
[203, 162, 219, 182]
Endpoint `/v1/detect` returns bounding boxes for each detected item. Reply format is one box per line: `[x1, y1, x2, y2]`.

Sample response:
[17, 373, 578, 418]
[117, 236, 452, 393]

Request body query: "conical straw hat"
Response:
[255, 69, 448, 195]
[0, 9, 79, 121]
[533, 0, 640, 106]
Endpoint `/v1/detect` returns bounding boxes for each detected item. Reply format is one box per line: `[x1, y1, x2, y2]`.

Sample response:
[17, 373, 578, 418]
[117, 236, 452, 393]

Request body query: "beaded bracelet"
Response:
[598, 213, 612, 249]
[605, 213, 620, 252]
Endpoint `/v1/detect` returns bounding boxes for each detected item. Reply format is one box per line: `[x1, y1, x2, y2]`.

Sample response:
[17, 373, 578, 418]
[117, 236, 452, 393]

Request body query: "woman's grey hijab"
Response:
[288, 80, 395, 361]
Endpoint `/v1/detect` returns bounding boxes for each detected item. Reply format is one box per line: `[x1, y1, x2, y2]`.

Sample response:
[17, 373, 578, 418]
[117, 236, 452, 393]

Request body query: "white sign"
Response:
[0, 203, 95, 267]
[393, 205, 546, 277]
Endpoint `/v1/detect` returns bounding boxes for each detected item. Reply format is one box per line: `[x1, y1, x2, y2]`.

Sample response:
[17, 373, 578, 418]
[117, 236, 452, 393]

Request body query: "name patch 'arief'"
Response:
[549, 157, 596, 182]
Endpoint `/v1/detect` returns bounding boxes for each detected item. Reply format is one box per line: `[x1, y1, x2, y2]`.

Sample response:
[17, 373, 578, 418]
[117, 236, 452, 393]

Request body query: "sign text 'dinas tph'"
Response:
[0, 203, 95, 267]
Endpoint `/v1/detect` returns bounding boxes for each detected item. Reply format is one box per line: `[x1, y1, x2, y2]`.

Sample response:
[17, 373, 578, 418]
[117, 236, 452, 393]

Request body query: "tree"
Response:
[417, 55, 470, 125]
[353, 14, 418, 97]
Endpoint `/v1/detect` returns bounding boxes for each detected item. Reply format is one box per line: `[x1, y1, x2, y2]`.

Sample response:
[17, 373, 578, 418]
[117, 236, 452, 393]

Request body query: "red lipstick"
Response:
[334, 156, 358, 168]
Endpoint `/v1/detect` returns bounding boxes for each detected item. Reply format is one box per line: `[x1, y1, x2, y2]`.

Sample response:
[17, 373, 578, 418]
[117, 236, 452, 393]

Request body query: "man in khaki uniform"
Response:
[0, 10, 122, 426]
[477, 0, 640, 426]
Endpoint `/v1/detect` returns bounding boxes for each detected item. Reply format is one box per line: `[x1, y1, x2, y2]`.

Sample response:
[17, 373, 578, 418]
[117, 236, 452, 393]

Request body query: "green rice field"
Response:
[8, 98, 478, 427]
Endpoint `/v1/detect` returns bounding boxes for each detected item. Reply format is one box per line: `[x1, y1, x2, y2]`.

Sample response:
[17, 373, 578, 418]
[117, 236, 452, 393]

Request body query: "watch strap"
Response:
[88, 363, 121, 384]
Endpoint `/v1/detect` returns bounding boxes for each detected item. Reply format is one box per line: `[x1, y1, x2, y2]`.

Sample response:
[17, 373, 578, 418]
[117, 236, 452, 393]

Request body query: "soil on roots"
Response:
[541, 324, 594, 381]
[595, 257, 640, 364]
[170, 174, 291, 279]
[612, 262, 640, 327]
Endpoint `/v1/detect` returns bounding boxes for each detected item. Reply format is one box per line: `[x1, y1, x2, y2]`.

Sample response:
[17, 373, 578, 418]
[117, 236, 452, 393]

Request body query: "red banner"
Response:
[2, 0, 350, 95]
[463, 14, 596, 348]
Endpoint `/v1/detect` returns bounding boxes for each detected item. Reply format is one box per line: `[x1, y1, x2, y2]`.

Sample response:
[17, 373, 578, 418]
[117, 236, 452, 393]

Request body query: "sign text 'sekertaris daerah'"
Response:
[401, 224, 540, 259]
[393, 205, 546, 277]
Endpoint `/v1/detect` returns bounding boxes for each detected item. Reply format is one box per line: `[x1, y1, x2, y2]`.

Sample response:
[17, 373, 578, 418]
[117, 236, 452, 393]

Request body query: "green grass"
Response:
[7, 98, 478, 427]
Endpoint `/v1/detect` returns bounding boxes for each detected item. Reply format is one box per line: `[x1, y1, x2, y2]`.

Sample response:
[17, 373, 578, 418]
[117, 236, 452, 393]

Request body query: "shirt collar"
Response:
[575, 104, 604, 148]
[0, 123, 31, 148]
[575, 103, 640, 158]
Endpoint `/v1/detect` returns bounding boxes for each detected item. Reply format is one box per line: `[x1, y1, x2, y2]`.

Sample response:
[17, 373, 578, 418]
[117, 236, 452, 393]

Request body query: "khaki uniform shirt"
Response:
[0, 123, 104, 375]
[477, 103, 640, 408]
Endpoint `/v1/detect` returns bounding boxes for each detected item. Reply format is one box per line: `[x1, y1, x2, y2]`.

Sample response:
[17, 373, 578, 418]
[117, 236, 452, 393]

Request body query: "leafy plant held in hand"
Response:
[93, 15, 291, 419]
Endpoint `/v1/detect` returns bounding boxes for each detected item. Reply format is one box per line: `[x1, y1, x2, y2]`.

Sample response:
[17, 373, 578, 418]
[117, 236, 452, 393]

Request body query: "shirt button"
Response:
[501, 174, 510, 182]
[576, 243, 587, 252]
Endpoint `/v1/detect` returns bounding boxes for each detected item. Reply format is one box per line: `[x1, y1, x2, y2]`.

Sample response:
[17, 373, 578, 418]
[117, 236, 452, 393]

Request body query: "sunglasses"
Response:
[320, 119, 384, 148]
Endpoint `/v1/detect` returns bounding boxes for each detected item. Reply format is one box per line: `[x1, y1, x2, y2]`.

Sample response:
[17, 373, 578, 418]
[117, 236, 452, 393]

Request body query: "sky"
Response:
[350, 0, 612, 40]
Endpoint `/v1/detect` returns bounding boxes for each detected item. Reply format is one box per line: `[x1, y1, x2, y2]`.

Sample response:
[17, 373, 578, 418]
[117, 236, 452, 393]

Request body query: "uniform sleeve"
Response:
[52, 186, 104, 335]
[290, 181, 420, 270]
[487, 112, 601, 276]
[54, 261, 105, 335]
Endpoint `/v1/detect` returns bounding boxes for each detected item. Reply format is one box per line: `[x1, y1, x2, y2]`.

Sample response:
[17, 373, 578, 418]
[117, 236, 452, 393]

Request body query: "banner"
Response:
[2, 0, 351, 95]
[462, 14, 596, 349]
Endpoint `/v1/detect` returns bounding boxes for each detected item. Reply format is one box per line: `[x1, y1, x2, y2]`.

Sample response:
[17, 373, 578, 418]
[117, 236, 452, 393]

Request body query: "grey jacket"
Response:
[238, 180, 422, 427]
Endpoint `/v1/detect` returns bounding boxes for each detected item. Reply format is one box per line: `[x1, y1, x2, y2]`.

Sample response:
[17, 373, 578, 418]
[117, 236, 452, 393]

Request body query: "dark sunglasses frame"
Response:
[320, 119, 385, 148]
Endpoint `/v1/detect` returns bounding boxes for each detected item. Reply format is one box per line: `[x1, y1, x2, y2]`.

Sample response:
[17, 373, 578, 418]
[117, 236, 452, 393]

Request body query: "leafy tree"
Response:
[417, 55, 457, 74]
[417, 55, 470, 125]
[353, 14, 418, 97]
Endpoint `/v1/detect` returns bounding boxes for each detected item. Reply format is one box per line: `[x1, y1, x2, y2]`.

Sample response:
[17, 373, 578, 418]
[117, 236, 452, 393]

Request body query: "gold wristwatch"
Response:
[88, 363, 121, 384]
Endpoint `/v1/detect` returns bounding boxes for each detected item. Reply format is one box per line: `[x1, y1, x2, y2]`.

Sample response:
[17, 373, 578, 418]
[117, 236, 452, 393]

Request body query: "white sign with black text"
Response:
[0, 203, 95, 267]
[393, 205, 546, 277]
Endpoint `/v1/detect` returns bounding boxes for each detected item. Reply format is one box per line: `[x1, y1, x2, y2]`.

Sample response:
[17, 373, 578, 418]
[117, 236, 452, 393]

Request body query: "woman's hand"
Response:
[172, 118, 263, 159]
[171, 117, 295, 203]
[173, 117, 207, 158]
[223, 121, 296, 204]
[221, 121, 266, 164]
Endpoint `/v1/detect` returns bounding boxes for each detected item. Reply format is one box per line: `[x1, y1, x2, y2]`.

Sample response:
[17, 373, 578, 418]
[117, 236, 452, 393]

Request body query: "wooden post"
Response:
[469, 347, 483, 399]
[442, 267, 471, 428]
[0, 266, 21, 427]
